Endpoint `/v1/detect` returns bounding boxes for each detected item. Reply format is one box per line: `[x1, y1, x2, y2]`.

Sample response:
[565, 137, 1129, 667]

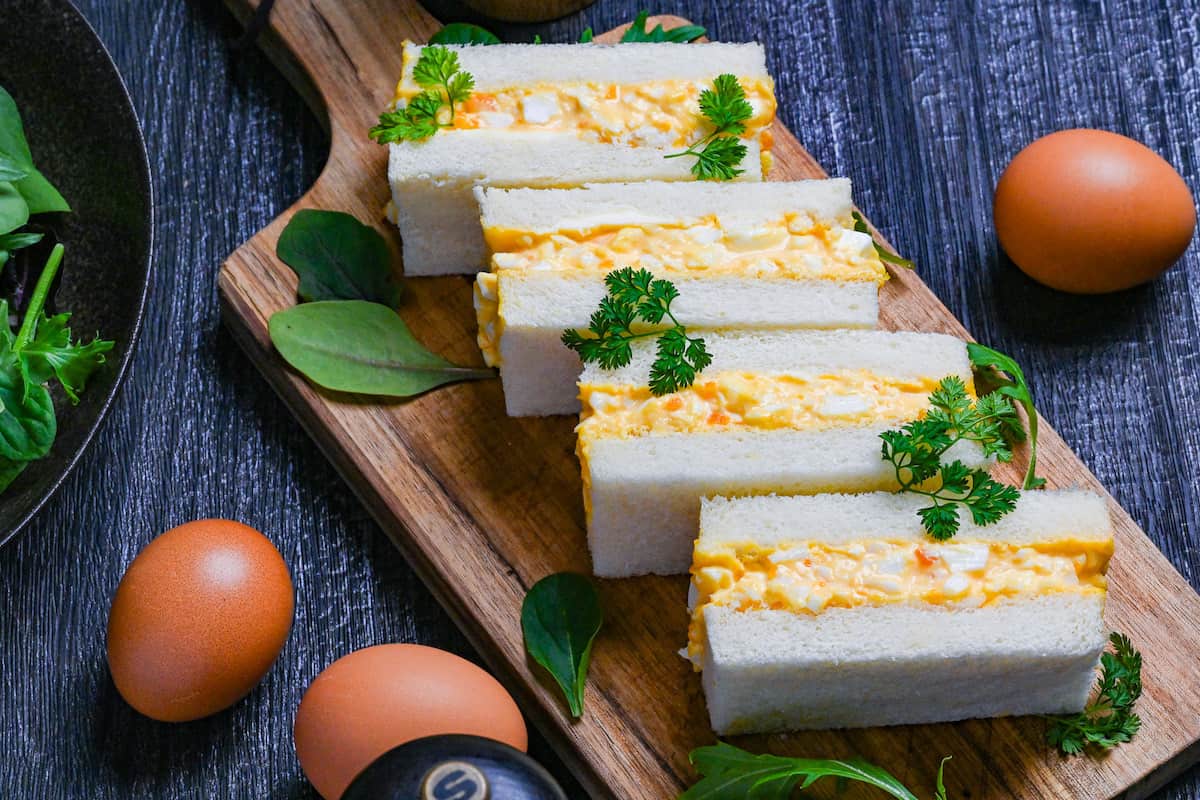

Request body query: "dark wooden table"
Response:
[1, 1, 1197, 797]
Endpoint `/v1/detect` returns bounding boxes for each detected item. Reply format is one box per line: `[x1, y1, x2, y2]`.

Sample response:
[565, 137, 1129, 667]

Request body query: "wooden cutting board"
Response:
[217, 2, 1200, 797]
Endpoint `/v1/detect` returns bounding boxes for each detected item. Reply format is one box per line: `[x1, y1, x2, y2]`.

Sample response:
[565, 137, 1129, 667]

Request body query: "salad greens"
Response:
[521, 572, 603, 718]
[0, 85, 112, 495]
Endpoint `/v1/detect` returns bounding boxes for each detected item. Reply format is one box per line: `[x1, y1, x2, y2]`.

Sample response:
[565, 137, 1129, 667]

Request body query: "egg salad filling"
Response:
[485, 213, 888, 282]
[474, 273, 504, 367]
[577, 370, 954, 440]
[394, 76, 776, 151]
[687, 536, 1113, 661]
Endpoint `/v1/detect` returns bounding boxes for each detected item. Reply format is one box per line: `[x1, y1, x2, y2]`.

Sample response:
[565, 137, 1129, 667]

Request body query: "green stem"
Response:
[1023, 411, 1040, 489]
[14, 243, 63, 351]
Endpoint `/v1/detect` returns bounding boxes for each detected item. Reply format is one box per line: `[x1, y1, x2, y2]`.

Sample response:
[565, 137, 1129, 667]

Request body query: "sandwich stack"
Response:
[376, 32, 1115, 738]
[474, 179, 887, 416]
[386, 41, 776, 275]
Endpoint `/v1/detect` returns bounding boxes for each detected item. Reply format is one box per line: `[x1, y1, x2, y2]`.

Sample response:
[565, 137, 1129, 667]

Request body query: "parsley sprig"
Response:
[562, 267, 711, 396]
[880, 375, 1022, 540]
[1047, 633, 1143, 755]
[681, 741, 952, 800]
[369, 46, 475, 143]
[665, 74, 752, 180]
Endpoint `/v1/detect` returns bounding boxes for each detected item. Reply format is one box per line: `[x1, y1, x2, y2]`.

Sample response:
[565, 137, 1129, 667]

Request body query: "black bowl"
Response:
[0, 0, 153, 544]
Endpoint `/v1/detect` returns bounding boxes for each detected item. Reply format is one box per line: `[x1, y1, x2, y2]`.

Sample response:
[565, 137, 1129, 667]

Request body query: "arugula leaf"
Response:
[521, 572, 603, 718]
[276, 210, 401, 306]
[17, 312, 114, 404]
[665, 74, 752, 180]
[880, 375, 1022, 539]
[682, 742, 940, 800]
[562, 267, 710, 395]
[620, 11, 706, 42]
[0, 181, 29, 235]
[967, 342, 1045, 489]
[851, 210, 915, 269]
[369, 46, 475, 144]
[428, 22, 501, 45]
[269, 300, 493, 398]
[1047, 632, 1142, 755]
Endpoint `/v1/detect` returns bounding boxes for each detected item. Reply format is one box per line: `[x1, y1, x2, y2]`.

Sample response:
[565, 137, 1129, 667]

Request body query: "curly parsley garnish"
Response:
[665, 74, 753, 180]
[369, 46, 475, 143]
[1047, 633, 1143, 755]
[880, 375, 1023, 540]
[562, 267, 711, 396]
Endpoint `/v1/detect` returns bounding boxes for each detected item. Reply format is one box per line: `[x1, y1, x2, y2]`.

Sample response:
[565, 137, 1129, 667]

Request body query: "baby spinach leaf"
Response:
[0, 182, 29, 235]
[521, 572, 603, 718]
[0, 154, 28, 183]
[0, 87, 69, 214]
[269, 300, 492, 398]
[0, 363, 56, 462]
[429, 22, 501, 45]
[0, 456, 26, 493]
[277, 209, 401, 306]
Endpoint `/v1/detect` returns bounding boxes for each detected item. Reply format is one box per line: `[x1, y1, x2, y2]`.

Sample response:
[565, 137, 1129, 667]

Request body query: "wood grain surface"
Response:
[214, 1, 1200, 799]
[3, 1, 1200, 799]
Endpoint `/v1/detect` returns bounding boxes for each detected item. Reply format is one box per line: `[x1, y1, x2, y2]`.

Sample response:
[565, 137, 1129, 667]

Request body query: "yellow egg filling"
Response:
[577, 370, 953, 440]
[687, 537, 1113, 661]
[395, 74, 777, 150]
[485, 213, 888, 283]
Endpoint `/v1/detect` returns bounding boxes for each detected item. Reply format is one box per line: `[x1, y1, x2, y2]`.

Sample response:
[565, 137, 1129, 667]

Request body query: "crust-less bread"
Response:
[474, 180, 883, 416]
[577, 330, 987, 576]
[694, 491, 1112, 734]
[386, 43, 772, 275]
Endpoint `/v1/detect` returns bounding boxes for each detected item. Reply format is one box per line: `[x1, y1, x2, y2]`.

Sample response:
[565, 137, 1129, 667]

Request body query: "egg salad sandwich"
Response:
[383, 42, 776, 275]
[474, 179, 889, 416]
[689, 490, 1113, 734]
[577, 330, 988, 577]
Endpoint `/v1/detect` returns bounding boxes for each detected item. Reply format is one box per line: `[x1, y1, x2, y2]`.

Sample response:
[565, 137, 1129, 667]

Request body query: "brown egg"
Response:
[294, 644, 527, 800]
[106, 519, 294, 722]
[994, 129, 1195, 293]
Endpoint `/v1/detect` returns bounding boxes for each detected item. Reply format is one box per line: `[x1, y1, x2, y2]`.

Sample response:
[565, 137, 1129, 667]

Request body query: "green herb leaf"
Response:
[967, 342, 1045, 489]
[563, 267, 709, 395]
[17, 312, 114, 404]
[0, 231, 42, 251]
[0, 87, 69, 214]
[0, 456, 26, 493]
[269, 300, 492, 398]
[0, 181, 29, 235]
[620, 11, 706, 42]
[276, 210, 401, 306]
[851, 210, 914, 269]
[682, 741, 938, 800]
[880, 375, 1022, 539]
[664, 74, 750, 181]
[1047, 632, 1142, 755]
[521, 572, 603, 719]
[370, 46, 475, 144]
[0, 316, 56, 461]
[428, 22, 501, 45]
[0, 154, 28, 183]
[579, 27, 594, 43]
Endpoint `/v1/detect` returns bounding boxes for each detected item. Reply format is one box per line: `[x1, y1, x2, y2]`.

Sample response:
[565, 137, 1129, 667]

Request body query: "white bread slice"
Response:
[695, 491, 1112, 734]
[398, 42, 769, 92]
[390, 134, 764, 276]
[485, 272, 878, 417]
[579, 331, 985, 576]
[387, 42, 772, 276]
[478, 179, 853, 236]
